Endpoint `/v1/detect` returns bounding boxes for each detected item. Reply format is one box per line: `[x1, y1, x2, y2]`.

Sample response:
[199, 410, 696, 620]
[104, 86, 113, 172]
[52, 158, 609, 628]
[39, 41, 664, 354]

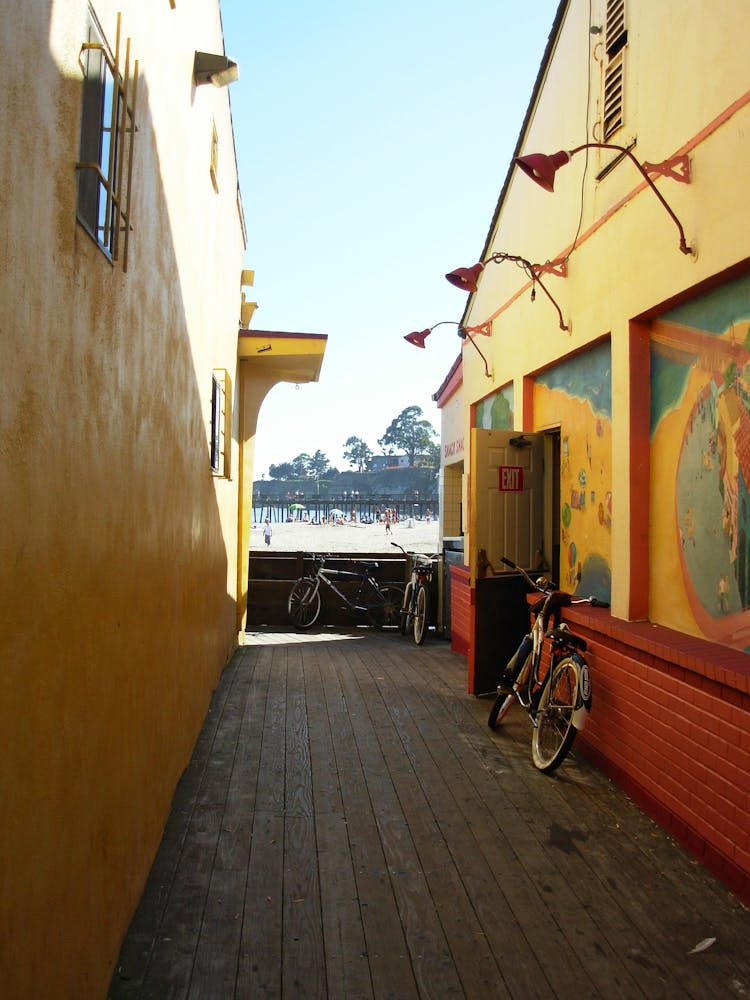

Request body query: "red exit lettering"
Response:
[498, 466, 523, 492]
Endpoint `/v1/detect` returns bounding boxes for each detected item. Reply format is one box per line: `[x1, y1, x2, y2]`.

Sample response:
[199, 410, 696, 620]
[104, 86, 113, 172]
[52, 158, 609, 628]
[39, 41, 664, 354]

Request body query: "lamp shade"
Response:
[445, 262, 484, 292]
[194, 51, 239, 87]
[404, 328, 431, 348]
[515, 150, 572, 192]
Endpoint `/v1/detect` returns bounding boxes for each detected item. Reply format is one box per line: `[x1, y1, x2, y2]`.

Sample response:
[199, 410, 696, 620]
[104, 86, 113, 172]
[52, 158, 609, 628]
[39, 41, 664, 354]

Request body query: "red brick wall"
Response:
[450, 564, 472, 662]
[566, 605, 750, 906]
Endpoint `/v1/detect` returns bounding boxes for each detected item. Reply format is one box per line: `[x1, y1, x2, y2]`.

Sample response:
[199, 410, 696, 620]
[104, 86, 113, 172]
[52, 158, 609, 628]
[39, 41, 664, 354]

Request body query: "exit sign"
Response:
[498, 465, 524, 492]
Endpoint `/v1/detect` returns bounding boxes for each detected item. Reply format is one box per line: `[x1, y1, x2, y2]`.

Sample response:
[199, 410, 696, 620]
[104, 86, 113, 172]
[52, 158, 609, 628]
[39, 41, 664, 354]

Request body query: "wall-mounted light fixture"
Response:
[515, 143, 694, 255]
[446, 252, 569, 331]
[193, 51, 239, 87]
[404, 320, 493, 379]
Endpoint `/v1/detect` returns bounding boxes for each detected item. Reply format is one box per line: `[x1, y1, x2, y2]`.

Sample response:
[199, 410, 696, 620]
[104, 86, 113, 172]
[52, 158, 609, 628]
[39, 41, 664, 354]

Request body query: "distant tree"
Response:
[308, 450, 331, 478]
[268, 461, 295, 480]
[343, 436, 373, 472]
[268, 453, 336, 480]
[291, 453, 312, 478]
[378, 406, 437, 465]
[419, 440, 441, 469]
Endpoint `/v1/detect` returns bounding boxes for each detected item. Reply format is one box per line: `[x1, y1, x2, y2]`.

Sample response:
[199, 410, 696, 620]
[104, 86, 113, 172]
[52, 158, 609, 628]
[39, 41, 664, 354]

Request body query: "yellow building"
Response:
[0, 3, 324, 996]
[434, 0, 750, 902]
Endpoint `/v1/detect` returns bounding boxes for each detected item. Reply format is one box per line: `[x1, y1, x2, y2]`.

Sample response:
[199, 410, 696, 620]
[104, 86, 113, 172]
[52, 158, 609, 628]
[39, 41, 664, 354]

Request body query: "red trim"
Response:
[475, 91, 750, 329]
[522, 375, 534, 428]
[629, 321, 650, 619]
[434, 356, 463, 407]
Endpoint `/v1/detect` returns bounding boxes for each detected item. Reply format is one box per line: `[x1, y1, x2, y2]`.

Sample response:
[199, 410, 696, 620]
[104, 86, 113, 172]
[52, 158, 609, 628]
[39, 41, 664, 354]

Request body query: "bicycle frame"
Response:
[391, 542, 438, 644]
[288, 555, 403, 630]
[314, 562, 383, 613]
[512, 594, 574, 715]
[487, 556, 604, 773]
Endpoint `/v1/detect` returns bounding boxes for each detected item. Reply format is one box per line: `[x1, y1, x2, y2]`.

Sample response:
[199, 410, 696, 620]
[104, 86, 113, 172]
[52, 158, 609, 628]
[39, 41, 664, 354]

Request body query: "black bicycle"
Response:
[288, 554, 403, 629]
[488, 557, 609, 773]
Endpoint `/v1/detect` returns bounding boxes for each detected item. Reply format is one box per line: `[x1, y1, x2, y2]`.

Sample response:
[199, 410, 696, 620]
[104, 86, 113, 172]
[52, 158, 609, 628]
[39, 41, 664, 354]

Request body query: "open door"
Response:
[470, 428, 544, 583]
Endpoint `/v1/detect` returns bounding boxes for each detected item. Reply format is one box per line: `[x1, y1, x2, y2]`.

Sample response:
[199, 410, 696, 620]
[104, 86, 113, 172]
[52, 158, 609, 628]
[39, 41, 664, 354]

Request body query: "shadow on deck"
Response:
[109, 627, 750, 999]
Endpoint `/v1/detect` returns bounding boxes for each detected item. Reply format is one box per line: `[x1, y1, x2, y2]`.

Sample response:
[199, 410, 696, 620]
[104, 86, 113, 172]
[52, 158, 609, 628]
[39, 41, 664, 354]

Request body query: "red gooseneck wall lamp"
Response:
[515, 143, 694, 255]
[404, 321, 493, 379]
[445, 252, 569, 331]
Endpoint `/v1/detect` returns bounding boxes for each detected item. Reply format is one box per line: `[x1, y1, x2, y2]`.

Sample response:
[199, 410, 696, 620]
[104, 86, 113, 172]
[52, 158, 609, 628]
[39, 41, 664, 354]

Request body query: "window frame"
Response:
[210, 369, 231, 477]
[76, 11, 138, 269]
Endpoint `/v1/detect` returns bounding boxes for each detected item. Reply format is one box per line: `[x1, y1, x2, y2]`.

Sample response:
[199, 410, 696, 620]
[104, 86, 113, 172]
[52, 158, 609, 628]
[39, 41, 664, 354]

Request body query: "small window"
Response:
[210, 370, 230, 477]
[76, 11, 138, 268]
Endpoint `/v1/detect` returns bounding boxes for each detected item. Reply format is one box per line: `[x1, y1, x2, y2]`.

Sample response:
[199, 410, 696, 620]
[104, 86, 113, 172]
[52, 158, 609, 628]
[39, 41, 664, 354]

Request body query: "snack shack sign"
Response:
[498, 465, 524, 492]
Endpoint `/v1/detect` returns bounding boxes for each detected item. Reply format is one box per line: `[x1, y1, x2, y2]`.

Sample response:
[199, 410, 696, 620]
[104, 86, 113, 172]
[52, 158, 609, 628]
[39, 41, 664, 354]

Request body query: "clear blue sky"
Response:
[220, 0, 559, 478]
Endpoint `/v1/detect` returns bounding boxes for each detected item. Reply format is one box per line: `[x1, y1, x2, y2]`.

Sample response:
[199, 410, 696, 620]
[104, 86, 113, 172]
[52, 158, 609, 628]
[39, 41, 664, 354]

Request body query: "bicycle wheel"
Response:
[400, 581, 414, 636]
[487, 652, 530, 729]
[368, 586, 403, 629]
[532, 656, 579, 772]
[413, 584, 429, 645]
[288, 577, 321, 628]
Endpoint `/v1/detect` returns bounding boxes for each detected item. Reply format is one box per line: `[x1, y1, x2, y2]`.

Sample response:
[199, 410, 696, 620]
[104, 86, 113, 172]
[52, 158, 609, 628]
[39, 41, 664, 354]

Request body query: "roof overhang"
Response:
[238, 329, 327, 384]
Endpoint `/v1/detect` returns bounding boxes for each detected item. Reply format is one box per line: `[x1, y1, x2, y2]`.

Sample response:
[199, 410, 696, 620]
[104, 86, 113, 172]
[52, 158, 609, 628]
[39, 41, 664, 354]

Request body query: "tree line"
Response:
[267, 405, 440, 481]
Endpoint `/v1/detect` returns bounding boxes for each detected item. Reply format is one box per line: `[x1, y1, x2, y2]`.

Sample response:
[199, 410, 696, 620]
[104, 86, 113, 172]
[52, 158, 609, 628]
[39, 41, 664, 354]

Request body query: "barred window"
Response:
[210, 370, 230, 477]
[76, 11, 138, 268]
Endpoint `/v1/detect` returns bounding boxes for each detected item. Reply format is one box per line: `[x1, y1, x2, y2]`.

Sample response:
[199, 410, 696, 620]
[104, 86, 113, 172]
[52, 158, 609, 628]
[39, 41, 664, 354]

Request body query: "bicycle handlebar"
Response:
[500, 555, 609, 608]
[391, 542, 439, 563]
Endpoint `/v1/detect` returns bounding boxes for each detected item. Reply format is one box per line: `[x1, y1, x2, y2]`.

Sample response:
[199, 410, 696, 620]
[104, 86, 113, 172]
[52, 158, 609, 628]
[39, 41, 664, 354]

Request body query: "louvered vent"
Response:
[603, 54, 624, 139]
[606, 0, 627, 56]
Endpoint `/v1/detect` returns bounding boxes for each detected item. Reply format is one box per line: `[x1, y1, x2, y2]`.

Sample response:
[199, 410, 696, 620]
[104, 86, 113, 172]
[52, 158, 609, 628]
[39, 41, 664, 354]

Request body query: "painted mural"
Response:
[475, 385, 513, 430]
[650, 272, 750, 651]
[535, 341, 612, 601]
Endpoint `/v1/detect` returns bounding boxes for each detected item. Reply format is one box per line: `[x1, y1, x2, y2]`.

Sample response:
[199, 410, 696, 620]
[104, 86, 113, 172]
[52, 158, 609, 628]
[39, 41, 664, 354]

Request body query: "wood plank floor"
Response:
[109, 628, 750, 999]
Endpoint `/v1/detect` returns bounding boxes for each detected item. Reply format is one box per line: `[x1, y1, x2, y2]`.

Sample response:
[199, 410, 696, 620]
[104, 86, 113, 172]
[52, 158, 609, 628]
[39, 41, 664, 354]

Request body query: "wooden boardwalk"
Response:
[109, 628, 750, 999]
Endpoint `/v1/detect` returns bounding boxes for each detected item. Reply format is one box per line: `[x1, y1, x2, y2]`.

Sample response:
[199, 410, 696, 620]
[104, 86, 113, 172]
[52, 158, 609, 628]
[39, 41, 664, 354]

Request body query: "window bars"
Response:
[76, 12, 138, 270]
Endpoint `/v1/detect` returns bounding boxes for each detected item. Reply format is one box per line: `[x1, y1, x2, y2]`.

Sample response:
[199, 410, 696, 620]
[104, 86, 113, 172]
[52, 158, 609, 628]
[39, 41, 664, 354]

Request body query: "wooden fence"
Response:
[247, 550, 443, 630]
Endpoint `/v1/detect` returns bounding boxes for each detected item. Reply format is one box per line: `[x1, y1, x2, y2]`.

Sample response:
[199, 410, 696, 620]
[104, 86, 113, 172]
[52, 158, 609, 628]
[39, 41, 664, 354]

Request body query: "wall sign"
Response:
[498, 465, 524, 492]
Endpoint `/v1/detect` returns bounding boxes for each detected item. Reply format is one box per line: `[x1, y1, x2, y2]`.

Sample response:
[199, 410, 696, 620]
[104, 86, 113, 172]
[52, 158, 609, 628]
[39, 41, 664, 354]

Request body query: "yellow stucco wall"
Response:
[0, 3, 247, 996]
[455, 0, 750, 621]
[236, 332, 327, 630]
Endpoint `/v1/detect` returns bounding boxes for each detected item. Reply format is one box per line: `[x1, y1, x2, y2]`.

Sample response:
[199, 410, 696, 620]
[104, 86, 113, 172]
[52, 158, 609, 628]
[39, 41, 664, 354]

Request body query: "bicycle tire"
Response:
[288, 577, 321, 628]
[487, 652, 530, 728]
[400, 581, 414, 636]
[368, 585, 403, 629]
[488, 692, 515, 729]
[532, 656, 579, 772]
[413, 585, 429, 645]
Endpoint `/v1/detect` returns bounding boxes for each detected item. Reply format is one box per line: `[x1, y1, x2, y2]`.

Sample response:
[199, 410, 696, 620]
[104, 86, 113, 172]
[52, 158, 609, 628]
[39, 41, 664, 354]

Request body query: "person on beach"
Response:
[263, 518, 272, 546]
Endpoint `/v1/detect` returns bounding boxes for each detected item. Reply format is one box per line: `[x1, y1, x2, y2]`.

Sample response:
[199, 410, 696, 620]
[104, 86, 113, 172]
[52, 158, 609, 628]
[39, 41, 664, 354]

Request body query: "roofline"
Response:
[239, 329, 328, 341]
[432, 353, 463, 406]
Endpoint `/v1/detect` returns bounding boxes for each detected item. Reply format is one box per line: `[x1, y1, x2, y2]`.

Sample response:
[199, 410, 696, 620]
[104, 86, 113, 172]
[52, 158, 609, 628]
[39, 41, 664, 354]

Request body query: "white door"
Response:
[470, 429, 544, 582]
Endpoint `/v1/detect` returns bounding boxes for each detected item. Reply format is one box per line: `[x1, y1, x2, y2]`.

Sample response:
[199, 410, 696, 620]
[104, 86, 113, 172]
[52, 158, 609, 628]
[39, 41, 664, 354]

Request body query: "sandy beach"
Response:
[250, 517, 441, 554]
